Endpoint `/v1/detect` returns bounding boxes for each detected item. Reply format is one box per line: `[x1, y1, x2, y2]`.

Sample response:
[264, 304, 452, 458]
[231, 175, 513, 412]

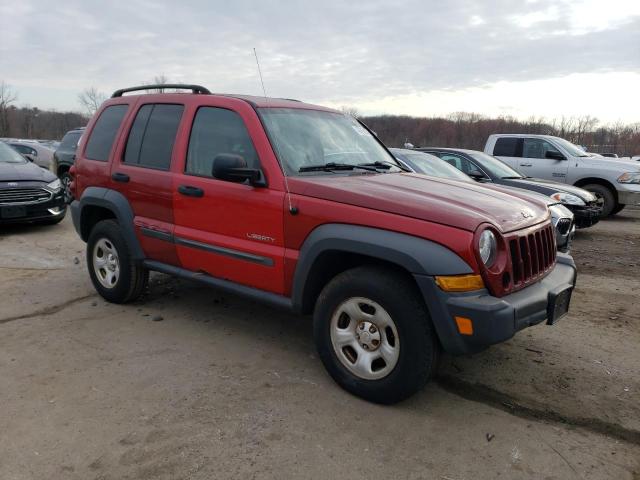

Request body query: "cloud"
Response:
[0, 0, 638, 119]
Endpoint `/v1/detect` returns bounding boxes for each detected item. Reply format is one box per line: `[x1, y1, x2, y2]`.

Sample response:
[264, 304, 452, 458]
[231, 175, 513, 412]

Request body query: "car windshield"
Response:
[391, 150, 470, 181]
[469, 151, 524, 178]
[259, 108, 402, 175]
[0, 142, 28, 164]
[553, 137, 590, 157]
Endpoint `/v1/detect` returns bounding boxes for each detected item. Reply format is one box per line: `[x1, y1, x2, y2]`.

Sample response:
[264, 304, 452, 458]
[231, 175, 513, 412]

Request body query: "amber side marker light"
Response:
[455, 316, 474, 336]
[435, 274, 484, 292]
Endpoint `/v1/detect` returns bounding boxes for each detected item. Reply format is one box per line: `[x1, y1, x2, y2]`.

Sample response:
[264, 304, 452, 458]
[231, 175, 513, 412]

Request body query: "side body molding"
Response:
[291, 224, 473, 312]
[71, 187, 144, 259]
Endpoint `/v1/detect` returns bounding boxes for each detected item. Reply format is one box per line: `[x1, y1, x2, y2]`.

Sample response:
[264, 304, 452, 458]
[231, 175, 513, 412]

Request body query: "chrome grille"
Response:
[508, 224, 556, 289]
[0, 187, 52, 205]
[556, 218, 572, 236]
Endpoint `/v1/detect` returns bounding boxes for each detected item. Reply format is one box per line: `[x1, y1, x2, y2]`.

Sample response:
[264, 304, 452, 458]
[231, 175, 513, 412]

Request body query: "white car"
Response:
[6, 139, 55, 169]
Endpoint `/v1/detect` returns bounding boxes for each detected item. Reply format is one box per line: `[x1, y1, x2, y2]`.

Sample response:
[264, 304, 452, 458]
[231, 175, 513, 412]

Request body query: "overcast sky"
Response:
[1, 0, 639, 122]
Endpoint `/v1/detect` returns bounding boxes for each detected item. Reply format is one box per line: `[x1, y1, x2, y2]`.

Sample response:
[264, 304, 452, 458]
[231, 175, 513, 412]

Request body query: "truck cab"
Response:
[485, 134, 640, 216]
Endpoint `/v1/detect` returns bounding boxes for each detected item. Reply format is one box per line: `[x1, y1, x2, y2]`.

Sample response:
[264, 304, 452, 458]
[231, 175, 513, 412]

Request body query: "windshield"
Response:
[259, 108, 401, 175]
[0, 142, 28, 164]
[553, 137, 590, 157]
[391, 149, 470, 181]
[469, 151, 524, 178]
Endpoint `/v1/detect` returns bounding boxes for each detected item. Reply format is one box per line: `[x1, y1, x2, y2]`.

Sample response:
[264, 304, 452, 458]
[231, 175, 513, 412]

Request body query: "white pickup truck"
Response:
[485, 134, 640, 216]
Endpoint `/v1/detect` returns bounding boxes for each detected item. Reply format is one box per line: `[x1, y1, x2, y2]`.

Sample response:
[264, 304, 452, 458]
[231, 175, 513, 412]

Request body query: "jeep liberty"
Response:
[70, 85, 577, 403]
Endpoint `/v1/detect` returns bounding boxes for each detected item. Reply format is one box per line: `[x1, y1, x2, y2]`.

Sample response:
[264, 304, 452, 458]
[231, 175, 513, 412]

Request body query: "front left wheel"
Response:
[313, 266, 440, 404]
[86, 219, 148, 303]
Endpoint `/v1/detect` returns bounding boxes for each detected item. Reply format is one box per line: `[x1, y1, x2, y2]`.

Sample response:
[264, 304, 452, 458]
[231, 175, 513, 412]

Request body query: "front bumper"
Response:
[618, 190, 640, 206]
[0, 190, 66, 224]
[415, 253, 577, 355]
[569, 204, 602, 228]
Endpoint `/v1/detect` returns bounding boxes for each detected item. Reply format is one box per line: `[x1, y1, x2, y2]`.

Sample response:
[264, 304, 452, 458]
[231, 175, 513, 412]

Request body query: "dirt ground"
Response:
[1, 208, 639, 480]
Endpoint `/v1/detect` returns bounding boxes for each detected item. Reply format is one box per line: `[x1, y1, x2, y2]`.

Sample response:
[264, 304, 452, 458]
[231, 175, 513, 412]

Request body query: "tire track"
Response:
[0, 293, 97, 325]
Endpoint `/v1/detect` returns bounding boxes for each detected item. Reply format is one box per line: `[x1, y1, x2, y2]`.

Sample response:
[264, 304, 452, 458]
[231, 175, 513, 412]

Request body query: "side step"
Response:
[142, 260, 293, 312]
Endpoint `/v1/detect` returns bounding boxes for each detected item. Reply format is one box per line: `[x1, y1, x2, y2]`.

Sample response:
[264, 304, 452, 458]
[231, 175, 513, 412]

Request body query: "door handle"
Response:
[519, 163, 532, 167]
[112, 172, 130, 182]
[178, 185, 204, 197]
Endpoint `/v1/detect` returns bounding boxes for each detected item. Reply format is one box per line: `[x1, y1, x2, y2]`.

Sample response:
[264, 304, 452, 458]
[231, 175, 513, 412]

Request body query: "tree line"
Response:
[1, 79, 638, 156]
[359, 112, 640, 157]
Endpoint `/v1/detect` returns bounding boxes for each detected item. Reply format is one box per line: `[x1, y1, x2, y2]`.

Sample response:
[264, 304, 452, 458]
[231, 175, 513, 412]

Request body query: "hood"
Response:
[509, 177, 596, 201]
[480, 183, 554, 206]
[288, 173, 549, 233]
[0, 160, 56, 183]
[579, 156, 640, 172]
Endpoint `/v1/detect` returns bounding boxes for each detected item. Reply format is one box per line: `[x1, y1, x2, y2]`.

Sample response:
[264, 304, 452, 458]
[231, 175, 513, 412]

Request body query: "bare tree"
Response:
[0, 81, 18, 136]
[146, 74, 169, 93]
[78, 87, 107, 116]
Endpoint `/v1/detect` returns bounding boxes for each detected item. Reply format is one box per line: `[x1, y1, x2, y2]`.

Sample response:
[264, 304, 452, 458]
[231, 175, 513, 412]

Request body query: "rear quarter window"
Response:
[493, 137, 521, 157]
[85, 105, 128, 161]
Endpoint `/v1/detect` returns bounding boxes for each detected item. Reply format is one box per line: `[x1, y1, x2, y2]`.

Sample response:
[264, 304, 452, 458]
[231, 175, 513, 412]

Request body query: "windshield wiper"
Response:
[502, 176, 524, 179]
[299, 162, 378, 173]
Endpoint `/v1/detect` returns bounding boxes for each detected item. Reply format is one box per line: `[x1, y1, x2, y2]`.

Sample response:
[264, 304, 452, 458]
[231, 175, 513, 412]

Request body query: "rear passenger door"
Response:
[110, 102, 184, 266]
[491, 137, 521, 169]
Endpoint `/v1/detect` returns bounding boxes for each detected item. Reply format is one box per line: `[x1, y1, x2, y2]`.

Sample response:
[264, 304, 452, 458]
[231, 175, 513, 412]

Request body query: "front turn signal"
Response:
[435, 274, 484, 292]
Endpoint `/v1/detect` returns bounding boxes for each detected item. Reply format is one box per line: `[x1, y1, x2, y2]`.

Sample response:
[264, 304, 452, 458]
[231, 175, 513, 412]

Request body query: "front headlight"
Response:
[46, 179, 62, 192]
[617, 172, 640, 184]
[550, 192, 585, 206]
[479, 230, 497, 267]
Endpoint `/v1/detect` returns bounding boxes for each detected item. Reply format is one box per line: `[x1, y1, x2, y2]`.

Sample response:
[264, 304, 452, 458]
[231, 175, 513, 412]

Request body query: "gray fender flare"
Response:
[72, 187, 144, 260]
[291, 224, 473, 313]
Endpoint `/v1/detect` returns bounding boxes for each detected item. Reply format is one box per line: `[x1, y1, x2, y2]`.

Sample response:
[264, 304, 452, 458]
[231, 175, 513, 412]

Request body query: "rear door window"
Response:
[85, 105, 128, 161]
[124, 104, 184, 170]
[493, 137, 521, 157]
[60, 131, 82, 150]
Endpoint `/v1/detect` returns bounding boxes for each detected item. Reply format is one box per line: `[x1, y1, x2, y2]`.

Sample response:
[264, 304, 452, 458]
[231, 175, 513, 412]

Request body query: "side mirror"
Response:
[545, 150, 566, 161]
[468, 169, 486, 181]
[212, 154, 266, 187]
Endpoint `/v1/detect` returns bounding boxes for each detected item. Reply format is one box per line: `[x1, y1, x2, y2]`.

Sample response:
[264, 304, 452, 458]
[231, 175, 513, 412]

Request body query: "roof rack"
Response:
[111, 84, 211, 98]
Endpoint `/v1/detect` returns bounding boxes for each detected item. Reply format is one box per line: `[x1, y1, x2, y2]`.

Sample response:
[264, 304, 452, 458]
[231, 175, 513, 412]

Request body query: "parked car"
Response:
[7, 140, 55, 169]
[485, 134, 640, 216]
[0, 141, 66, 224]
[417, 147, 601, 229]
[391, 148, 575, 252]
[70, 84, 576, 404]
[52, 127, 85, 200]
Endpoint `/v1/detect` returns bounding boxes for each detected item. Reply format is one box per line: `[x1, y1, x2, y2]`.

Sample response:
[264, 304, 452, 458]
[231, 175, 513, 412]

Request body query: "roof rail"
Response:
[111, 84, 211, 98]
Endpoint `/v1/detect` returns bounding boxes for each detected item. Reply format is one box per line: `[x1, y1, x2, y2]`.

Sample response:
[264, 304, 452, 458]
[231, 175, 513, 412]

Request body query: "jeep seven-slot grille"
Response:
[0, 187, 51, 205]
[508, 224, 556, 289]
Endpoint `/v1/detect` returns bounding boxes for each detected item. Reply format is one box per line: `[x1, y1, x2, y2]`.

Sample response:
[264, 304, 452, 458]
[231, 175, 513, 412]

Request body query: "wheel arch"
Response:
[573, 177, 618, 202]
[291, 224, 473, 314]
[73, 187, 144, 260]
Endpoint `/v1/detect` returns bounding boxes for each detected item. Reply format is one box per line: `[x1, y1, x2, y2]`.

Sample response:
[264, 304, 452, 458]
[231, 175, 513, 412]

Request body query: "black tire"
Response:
[86, 219, 148, 304]
[611, 204, 626, 215]
[59, 171, 73, 203]
[313, 265, 440, 404]
[583, 183, 616, 217]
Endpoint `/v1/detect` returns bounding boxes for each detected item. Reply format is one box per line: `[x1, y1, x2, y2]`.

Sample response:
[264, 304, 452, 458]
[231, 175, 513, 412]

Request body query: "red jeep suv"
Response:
[70, 84, 576, 403]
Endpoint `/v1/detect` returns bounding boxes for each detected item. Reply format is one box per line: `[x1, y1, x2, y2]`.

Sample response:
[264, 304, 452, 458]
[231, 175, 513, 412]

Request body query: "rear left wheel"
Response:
[87, 219, 148, 303]
[313, 266, 440, 404]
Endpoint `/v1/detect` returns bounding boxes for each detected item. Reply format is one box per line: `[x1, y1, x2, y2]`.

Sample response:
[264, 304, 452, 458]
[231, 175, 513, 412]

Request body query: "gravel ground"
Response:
[1, 208, 639, 480]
